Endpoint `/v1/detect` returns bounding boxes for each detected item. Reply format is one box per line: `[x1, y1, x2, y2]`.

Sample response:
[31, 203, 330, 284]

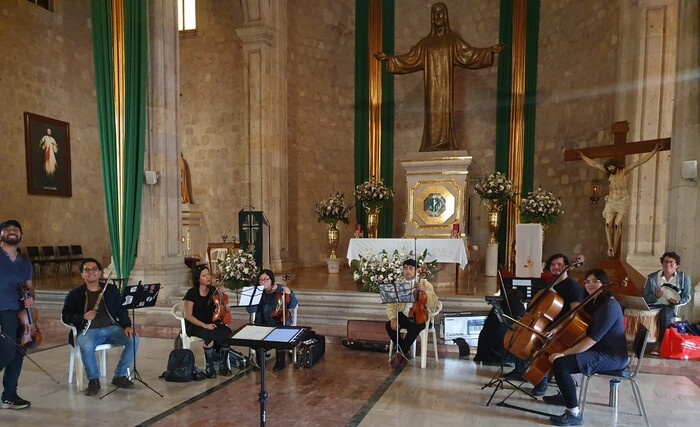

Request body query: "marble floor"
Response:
[4, 330, 699, 427]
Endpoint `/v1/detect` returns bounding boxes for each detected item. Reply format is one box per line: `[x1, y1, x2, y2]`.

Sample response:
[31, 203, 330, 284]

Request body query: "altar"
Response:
[347, 238, 468, 284]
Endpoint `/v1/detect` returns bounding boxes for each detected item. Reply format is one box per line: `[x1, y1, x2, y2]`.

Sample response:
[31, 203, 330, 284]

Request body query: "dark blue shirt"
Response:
[0, 248, 32, 311]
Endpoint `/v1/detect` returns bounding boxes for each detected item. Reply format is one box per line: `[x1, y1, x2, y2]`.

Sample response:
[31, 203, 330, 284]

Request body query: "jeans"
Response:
[385, 312, 426, 354]
[76, 325, 138, 381]
[0, 310, 25, 400]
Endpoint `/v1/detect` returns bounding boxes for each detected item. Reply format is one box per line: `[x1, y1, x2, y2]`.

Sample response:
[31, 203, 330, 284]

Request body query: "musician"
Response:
[642, 251, 691, 350]
[385, 258, 439, 368]
[545, 268, 628, 426]
[62, 259, 138, 396]
[506, 253, 585, 396]
[184, 264, 234, 378]
[474, 289, 525, 365]
[0, 220, 33, 409]
[248, 269, 298, 372]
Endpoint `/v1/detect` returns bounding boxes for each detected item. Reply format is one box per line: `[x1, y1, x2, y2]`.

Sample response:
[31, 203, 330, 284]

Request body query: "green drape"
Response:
[495, 0, 540, 263]
[354, 0, 395, 237]
[91, 0, 147, 282]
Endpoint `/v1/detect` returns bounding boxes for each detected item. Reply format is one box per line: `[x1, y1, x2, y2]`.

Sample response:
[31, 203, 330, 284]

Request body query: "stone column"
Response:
[235, 0, 292, 272]
[127, 0, 189, 305]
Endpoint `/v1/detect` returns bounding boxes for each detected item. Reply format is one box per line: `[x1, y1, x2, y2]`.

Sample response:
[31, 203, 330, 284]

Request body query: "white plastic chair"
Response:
[61, 320, 129, 391]
[389, 300, 443, 368]
[171, 303, 203, 350]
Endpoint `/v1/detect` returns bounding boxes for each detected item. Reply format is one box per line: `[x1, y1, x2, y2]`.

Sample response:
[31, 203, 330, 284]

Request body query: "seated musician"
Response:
[247, 269, 298, 372]
[384, 258, 439, 368]
[474, 289, 525, 365]
[506, 253, 585, 397]
[184, 264, 234, 378]
[642, 251, 691, 350]
[62, 259, 139, 396]
[544, 268, 628, 426]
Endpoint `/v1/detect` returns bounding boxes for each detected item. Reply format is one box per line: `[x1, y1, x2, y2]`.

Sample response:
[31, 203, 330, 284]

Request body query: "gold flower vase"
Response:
[327, 222, 339, 259]
[484, 200, 503, 244]
[363, 203, 382, 238]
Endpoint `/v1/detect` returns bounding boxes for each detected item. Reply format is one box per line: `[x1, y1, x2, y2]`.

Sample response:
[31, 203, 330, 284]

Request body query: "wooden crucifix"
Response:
[563, 121, 671, 258]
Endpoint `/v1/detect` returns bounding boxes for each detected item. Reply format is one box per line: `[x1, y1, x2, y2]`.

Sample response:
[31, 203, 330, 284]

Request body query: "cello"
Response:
[18, 284, 43, 349]
[503, 255, 585, 360]
[523, 276, 628, 385]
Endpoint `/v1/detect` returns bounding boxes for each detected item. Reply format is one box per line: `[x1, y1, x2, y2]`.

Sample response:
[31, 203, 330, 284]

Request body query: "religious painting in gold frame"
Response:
[23, 112, 72, 197]
[409, 179, 462, 230]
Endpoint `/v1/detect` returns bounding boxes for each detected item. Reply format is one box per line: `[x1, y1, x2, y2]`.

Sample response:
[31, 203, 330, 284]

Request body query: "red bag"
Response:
[659, 328, 700, 360]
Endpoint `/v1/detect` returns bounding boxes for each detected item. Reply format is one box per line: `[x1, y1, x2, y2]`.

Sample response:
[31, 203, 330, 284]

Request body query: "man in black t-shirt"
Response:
[505, 253, 585, 396]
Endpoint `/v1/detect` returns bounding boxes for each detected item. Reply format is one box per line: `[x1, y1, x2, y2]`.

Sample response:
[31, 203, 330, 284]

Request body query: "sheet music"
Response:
[232, 325, 274, 341]
[263, 328, 305, 343]
[238, 285, 265, 306]
[378, 281, 415, 304]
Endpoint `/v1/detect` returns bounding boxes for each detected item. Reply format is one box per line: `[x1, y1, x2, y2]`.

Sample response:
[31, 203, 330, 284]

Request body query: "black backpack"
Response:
[161, 349, 196, 382]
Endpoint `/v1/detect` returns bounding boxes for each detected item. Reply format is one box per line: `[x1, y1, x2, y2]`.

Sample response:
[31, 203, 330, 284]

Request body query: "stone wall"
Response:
[287, 0, 357, 266]
[0, 1, 110, 265]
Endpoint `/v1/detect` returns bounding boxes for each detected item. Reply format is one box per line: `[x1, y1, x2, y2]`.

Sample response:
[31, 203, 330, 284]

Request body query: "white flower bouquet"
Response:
[352, 249, 439, 293]
[474, 172, 516, 207]
[218, 249, 259, 290]
[519, 188, 564, 225]
[315, 192, 352, 225]
[354, 179, 393, 210]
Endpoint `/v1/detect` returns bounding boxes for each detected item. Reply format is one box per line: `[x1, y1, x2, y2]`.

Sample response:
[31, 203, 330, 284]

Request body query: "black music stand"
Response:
[230, 324, 310, 427]
[101, 281, 163, 399]
[379, 281, 414, 364]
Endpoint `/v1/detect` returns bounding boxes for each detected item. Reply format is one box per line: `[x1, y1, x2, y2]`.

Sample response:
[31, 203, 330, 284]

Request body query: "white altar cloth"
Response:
[347, 238, 468, 269]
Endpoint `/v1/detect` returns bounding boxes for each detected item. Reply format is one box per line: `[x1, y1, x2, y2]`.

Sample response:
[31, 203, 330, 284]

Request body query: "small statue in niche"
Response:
[180, 152, 193, 204]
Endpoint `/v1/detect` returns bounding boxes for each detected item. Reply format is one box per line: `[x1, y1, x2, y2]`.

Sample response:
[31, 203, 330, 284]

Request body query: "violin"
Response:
[18, 284, 43, 349]
[271, 287, 292, 324]
[212, 284, 232, 324]
[408, 289, 429, 324]
[523, 276, 628, 386]
[503, 255, 584, 360]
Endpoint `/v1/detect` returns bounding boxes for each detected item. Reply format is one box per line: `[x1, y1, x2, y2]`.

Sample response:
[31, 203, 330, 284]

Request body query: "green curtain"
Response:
[354, 0, 394, 237]
[495, 0, 540, 263]
[91, 0, 147, 281]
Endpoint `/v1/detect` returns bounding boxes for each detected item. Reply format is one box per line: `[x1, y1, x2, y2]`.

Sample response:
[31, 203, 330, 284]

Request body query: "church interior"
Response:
[0, 0, 699, 426]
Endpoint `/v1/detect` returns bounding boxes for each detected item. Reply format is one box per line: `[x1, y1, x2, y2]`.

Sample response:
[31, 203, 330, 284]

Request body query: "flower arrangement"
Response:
[352, 249, 439, 293]
[474, 172, 516, 207]
[519, 188, 564, 225]
[354, 179, 394, 210]
[315, 192, 352, 225]
[218, 249, 259, 290]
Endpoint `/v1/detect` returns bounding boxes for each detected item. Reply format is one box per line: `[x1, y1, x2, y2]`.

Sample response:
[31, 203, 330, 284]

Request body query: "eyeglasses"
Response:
[662, 260, 677, 265]
[258, 277, 271, 282]
[82, 267, 100, 273]
[583, 279, 601, 284]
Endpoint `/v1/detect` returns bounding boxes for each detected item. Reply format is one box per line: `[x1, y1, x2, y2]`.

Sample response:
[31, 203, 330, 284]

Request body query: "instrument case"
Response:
[295, 332, 325, 368]
[342, 319, 390, 352]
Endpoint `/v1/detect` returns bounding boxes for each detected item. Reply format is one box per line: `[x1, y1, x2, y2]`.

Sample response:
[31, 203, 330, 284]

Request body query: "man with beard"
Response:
[578, 142, 662, 257]
[0, 220, 34, 409]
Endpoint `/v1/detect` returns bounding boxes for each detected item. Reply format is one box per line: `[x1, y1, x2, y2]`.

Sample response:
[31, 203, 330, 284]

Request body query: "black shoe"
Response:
[205, 364, 217, 379]
[84, 379, 101, 396]
[504, 369, 524, 381]
[273, 362, 286, 372]
[532, 383, 548, 397]
[543, 392, 567, 406]
[111, 376, 134, 389]
[550, 410, 583, 426]
[219, 364, 232, 376]
[1, 395, 31, 409]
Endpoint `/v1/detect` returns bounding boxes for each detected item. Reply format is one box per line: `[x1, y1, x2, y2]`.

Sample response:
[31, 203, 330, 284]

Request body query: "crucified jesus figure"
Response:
[578, 142, 663, 257]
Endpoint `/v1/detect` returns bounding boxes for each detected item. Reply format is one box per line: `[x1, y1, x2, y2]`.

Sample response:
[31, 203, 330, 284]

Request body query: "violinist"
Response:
[505, 253, 585, 397]
[183, 264, 234, 378]
[642, 251, 691, 351]
[385, 259, 438, 368]
[544, 269, 627, 426]
[248, 269, 298, 372]
[63, 258, 139, 396]
[0, 220, 33, 409]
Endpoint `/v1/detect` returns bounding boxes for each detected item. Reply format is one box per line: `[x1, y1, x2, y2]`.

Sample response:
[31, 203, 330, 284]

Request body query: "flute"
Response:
[81, 273, 112, 335]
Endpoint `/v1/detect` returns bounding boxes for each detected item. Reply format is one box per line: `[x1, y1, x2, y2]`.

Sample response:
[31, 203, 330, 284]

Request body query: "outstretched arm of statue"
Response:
[625, 142, 663, 172]
[492, 43, 505, 54]
[374, 52, 389, 61]
[578, 151, 606, 173]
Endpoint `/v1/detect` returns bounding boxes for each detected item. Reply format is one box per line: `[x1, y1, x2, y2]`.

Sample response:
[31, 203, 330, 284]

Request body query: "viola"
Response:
[523, 276, 628, 385]
[271, 289, 292, 324]
[212, 284, 232, 324]
[408, 290, 429, 324]
[18, 285, 43, 349]
[503, 255, 584, 360]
